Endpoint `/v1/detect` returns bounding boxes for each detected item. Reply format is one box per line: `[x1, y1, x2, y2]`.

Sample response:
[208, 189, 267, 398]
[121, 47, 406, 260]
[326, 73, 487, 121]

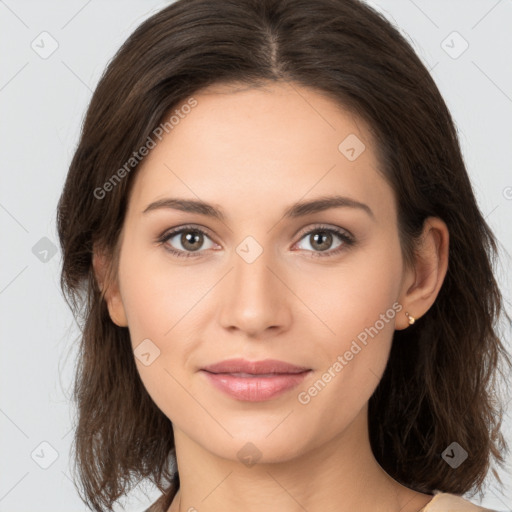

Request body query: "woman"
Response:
[57, 0, 510, 511]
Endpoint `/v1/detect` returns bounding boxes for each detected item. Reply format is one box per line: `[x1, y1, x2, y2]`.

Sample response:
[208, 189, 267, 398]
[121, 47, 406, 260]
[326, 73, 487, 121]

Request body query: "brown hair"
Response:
[57, 0, 511, 510]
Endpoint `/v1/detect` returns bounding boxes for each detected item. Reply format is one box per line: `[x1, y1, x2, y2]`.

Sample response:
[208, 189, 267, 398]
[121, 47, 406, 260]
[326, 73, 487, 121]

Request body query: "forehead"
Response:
[127, 82, 394, 221]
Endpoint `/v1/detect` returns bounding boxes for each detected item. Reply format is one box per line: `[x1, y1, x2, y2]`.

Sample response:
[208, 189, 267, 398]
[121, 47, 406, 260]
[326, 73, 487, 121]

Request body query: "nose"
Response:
[218, 245, 292, 338]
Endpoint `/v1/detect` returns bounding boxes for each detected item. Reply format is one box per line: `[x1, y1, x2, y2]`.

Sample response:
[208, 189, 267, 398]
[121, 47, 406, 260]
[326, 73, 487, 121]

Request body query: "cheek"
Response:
[295, 302, 397, 439]
[295, 238, 403, 344]
[294, 243, 402, 416]
[117, 236, 202, 341]
[116, 240, 212, 418]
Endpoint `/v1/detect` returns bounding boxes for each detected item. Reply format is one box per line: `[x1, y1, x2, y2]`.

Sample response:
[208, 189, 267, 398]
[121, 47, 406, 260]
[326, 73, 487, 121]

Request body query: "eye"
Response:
[158, 225, 217, 258]
[294, 225, 355, 257]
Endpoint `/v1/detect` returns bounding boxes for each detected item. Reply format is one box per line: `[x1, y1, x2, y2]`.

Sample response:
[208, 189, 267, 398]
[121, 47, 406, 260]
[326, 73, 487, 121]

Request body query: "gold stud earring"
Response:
[405, 312, 415, 325]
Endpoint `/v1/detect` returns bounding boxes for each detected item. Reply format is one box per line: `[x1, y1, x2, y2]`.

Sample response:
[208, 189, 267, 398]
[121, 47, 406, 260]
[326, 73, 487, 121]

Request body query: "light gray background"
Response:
[1, 1, 511, 511]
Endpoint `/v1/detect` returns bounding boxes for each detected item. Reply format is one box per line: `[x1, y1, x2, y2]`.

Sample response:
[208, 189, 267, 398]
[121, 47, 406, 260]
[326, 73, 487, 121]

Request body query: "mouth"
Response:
[207, 372, 298, 378]
[199, 359, 312, 401]
[201, 358, 310, 375]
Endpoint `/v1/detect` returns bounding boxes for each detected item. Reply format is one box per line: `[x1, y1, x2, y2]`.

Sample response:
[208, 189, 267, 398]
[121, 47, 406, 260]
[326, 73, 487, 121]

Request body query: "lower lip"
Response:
[201, 370, 311, 401]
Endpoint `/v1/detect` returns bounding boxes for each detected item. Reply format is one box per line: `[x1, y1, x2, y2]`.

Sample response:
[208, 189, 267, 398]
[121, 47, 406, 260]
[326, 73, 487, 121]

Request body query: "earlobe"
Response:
[105, 294, 129, 328]
[396, 217, 449, 330]
[92, 246, 128, 328]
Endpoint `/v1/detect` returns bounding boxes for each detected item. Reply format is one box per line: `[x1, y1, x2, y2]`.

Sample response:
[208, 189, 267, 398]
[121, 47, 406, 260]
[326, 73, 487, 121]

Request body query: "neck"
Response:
[167, 407, 432, 512]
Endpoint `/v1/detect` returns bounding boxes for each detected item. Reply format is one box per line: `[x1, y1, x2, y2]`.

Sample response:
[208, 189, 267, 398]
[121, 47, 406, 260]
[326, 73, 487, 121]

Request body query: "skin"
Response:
[94, 81, 449, 512]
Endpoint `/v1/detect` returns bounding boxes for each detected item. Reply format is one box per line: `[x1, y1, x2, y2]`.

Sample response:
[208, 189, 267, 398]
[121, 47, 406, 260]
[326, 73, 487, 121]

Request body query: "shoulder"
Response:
[421, 492, 499, 512]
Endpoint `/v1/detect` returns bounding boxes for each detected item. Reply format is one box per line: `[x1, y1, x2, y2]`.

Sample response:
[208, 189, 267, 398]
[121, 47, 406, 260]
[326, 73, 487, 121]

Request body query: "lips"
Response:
[201, 358, 310, 375]
[200, 358, 311, 401]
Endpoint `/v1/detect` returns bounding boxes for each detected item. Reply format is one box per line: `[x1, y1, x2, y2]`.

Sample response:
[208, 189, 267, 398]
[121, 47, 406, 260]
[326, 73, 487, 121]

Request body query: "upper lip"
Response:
[201, 358, 310, 375]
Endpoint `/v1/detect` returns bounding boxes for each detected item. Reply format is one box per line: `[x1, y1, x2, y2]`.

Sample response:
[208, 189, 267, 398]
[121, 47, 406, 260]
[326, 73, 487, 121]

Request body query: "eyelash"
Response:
[157, 224, 355, 259]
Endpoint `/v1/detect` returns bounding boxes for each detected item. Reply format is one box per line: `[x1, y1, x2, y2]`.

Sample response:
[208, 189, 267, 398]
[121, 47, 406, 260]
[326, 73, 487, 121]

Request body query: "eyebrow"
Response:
[142, 194, 375, 221]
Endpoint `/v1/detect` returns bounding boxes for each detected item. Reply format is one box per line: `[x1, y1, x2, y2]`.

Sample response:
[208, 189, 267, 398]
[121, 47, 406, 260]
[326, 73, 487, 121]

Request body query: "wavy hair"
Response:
[56, 0, 511, 510]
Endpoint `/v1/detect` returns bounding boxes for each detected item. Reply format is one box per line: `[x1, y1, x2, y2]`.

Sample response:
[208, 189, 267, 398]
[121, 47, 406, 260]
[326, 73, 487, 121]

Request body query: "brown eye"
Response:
[295, 226, 355, 257]
[160, 226, 216, 258]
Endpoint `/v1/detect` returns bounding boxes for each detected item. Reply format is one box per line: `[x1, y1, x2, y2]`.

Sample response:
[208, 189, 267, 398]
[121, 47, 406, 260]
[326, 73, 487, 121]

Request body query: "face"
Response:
[102, 81, 415, 463]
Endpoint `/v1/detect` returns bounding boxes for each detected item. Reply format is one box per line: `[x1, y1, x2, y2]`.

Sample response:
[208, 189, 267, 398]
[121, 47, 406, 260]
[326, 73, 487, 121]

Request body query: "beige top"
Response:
[419, 492, 498, 512]
[145, 490, 499, 512]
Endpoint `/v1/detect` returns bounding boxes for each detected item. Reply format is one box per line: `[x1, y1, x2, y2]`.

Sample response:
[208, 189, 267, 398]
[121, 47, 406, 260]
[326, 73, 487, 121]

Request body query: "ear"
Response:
[395, 217, 449, 330]
[92, 244, 128, 328]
